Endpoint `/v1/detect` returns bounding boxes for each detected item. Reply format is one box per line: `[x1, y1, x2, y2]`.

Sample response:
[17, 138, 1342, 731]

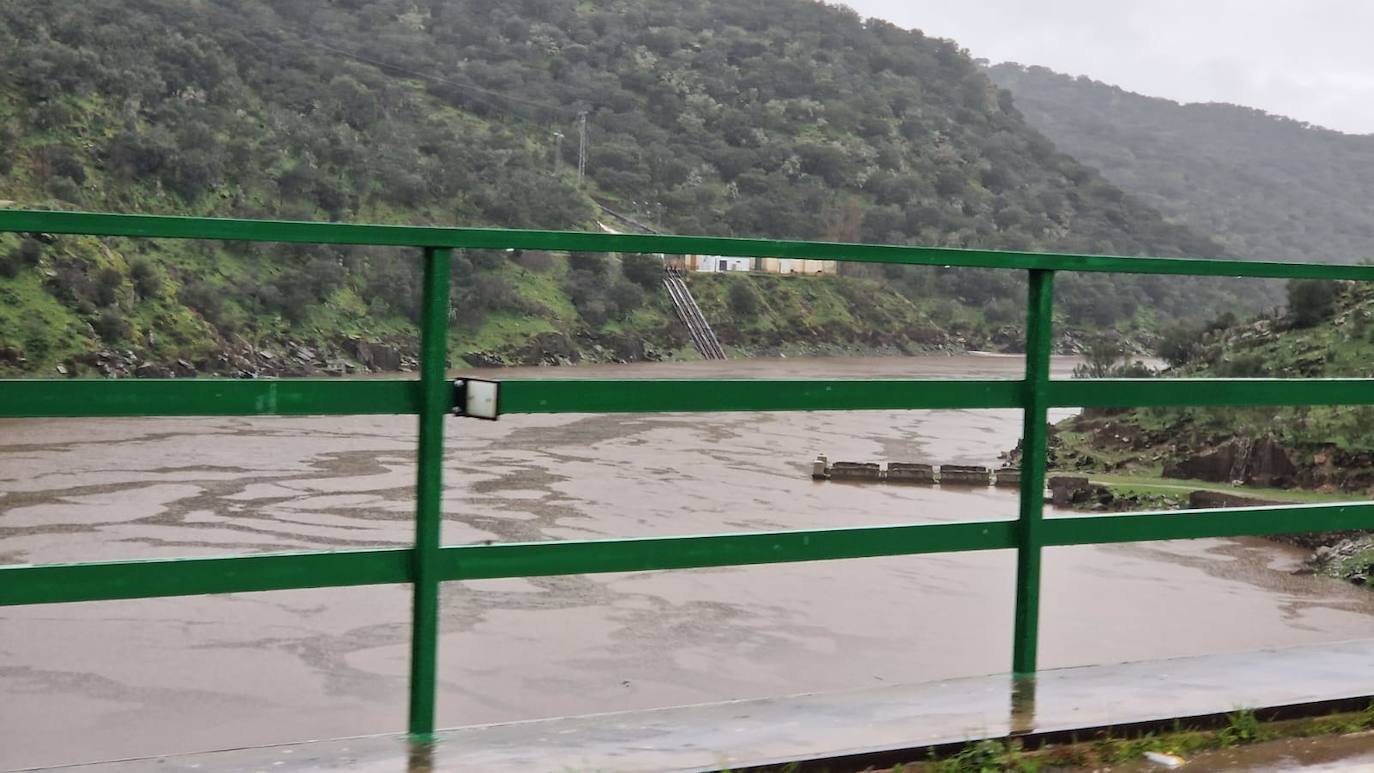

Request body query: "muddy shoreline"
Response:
[1060, 479, 1374, 588]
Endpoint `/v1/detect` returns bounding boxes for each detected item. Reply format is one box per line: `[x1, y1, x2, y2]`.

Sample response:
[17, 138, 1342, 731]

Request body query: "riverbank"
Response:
[5, 266, 1171, 377]
[1062, 472, 1374, 589]
[1025, 408, 1374, 589]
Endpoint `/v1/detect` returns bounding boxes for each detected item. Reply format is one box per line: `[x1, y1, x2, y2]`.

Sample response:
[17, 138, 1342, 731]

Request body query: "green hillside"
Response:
[0, 0, 1273, 375]
[1051, 279, 1374, 494]
[988, 63, 1374, 263]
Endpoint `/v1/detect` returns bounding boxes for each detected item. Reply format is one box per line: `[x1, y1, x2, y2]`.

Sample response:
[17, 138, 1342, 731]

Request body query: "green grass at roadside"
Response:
[1084, 472, 1361, 504]
[879, 704, 1374, 772]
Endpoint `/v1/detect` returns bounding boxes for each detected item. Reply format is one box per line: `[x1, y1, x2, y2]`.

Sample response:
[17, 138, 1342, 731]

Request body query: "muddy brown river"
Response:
[3, 355, 1374, 769]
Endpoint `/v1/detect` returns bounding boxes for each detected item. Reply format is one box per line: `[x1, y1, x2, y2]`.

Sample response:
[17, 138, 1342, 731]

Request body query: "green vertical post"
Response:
[1012, 269, 1054, 676]
[408, 247, 452, 738]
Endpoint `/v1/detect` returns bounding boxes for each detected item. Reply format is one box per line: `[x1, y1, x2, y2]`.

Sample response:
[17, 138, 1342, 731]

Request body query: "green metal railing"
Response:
[4, 210, 1374, 741]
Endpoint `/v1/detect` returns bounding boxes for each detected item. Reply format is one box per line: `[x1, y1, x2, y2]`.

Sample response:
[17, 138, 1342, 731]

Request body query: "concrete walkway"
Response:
[32, 639, 1374, 773]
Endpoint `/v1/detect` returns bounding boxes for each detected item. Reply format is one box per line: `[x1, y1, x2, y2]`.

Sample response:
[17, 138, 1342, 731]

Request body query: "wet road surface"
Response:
[3, 355, 1373, 769]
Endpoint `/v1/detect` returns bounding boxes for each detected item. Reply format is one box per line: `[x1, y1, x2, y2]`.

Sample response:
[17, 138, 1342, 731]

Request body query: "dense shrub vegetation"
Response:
[990, 63, 1374, 264]
[0, 0, 1279, 372]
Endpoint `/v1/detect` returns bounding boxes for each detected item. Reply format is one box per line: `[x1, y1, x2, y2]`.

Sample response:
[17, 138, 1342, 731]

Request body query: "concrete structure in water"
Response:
[994, 468, 1021, 487]
[812, 458, 988, 486]
[887, 463, 936, 484]
[828, 461, 882, 481]
[939, 465, 992, 486]
[811, 454, 830, 480]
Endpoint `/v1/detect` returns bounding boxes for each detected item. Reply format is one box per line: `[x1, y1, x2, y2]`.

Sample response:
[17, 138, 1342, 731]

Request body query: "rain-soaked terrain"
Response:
[3, 355, 1374, 769]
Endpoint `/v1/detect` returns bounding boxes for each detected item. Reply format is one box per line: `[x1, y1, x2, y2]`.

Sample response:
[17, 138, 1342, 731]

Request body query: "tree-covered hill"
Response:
[988, 63, 1374, 264]
[0, 0, 1272, 375]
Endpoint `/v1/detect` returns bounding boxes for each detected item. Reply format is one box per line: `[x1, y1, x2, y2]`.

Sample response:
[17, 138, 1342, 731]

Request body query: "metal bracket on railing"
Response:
[452, 379, 500, 420]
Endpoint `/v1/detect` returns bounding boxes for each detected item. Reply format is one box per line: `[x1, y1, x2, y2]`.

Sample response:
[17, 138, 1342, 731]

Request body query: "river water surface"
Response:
[3, 355, 1374, 769]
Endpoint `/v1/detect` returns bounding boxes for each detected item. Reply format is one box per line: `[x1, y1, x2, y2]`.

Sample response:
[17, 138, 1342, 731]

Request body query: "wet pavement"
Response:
[40, 639, 1374, 772]
[3, 356, 1374, 769]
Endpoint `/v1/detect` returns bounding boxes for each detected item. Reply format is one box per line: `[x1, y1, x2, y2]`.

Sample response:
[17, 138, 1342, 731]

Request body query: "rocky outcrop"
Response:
[1048, 475, 1091, 507]
[36, 326, 672, 379]
[1310, 536, 1374, 586]
[1051, 478, 1185, 512]
[346, 338, 409, 371]
[1162, 435, 1297, 488]
[513, 332, 581, 366]
[1297, 448, 1374, 492]
[56, 339, 372, 379]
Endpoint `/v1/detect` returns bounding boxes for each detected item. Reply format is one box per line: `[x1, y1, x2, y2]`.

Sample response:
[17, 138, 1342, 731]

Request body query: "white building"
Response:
[694, 256, 752, 272]
[596, 220, 837, 275]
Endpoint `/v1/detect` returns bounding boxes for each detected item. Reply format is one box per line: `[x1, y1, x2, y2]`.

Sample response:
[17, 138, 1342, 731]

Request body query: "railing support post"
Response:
[408, 246, 452, 738]
[1013, 268, 1054, 676]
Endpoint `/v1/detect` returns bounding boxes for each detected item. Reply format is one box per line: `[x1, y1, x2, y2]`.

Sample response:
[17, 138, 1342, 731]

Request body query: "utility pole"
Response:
[552, 131, 564, 174]
[576, 110, 588, 187]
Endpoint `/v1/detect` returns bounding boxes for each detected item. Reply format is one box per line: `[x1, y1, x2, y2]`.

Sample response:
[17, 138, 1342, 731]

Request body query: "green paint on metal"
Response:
[1013, 270, 1054, 677]
[0, 549, 412, 606]
[5, 208, 1374, 746]
[408, 247, 451, 739]
[1045, 501, 1374, 545]
[0, 379, 421, 417]
[3, 208, 1372, 281]
[496, 378, 1023, 413]
[1051, 378, 1374, 408]
[8, 376, 1374, 421]
[438, 520, 1019, 580]
[10, 501, 1374, 607]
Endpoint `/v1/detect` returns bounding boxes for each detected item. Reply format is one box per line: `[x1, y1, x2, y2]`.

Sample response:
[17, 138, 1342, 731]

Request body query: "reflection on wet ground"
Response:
[51, 639, 1374, 773]
[3, 356, 1373, 769]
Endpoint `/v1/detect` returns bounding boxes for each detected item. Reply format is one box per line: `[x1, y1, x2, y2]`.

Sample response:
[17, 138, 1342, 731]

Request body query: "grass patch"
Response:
[887, 704, 1374, 772]
[1086, 473, 1359, 504]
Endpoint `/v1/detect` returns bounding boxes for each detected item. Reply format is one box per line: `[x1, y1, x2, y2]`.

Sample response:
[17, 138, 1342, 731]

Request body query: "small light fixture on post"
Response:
[452, 378, 500, 420]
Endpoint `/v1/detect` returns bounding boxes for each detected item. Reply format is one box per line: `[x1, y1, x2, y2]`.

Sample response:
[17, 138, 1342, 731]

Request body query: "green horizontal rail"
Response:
[496, 377, 1374, 415]
[0, 522, 1017, 607]
[9, 377, 1374, 420]
[3, 208, 1372, 280]
[0, 548, 412, 606]
[439, 520, 1019, 580]
[497, 378, 1024, 413]
[1052, 378, 1374, 408]
[0, 378, 421, 417]
[1046, 501, 1374, 545]
[7, 501, 1373, 607]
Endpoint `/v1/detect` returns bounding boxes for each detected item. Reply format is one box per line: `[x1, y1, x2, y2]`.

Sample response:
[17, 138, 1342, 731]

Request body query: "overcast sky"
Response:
[841, 0, 1374, 135]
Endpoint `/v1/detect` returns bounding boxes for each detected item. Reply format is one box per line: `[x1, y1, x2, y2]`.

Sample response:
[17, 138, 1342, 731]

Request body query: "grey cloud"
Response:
[840, 0, 1374, 134]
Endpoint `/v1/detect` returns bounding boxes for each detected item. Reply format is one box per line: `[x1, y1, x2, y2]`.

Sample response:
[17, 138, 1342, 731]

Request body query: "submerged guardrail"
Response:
[3, 208, 1373, 745]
